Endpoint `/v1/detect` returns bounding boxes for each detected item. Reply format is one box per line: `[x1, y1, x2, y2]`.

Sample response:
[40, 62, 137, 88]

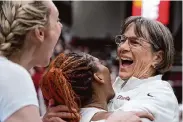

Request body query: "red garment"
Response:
[32, 67, 45, 92]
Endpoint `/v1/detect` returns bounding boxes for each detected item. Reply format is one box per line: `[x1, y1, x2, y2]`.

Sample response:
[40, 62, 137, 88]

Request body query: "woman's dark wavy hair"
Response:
[121, 16, 175, 74]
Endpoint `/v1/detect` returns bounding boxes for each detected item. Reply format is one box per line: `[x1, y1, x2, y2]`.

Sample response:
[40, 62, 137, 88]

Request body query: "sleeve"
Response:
[0, 66, 39, 122]
[115, 86, 179, 122]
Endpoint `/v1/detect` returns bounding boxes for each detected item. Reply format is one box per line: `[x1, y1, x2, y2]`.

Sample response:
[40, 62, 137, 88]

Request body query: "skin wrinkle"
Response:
[131, 42, 154, 78]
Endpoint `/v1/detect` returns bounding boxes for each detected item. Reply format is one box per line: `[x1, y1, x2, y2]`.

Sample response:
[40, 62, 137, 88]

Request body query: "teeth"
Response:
[121, 58, 132, 61]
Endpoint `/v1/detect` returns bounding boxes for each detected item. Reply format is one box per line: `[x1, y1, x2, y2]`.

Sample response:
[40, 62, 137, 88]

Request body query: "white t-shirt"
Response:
[80, 107, 106, 122]
[0, 57, 39, 122]
[108, 75, 179, 122]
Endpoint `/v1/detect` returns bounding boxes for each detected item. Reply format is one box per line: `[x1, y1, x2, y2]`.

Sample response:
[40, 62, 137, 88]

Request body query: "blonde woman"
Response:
[0, 1, 66, 122]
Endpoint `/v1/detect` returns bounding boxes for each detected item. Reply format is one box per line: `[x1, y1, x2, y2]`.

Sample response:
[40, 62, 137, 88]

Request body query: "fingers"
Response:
[135, 111, 154, 121]
[46, 112, 80, 119]
[49, 117, 66, 122]
[45, 102, 78, 121]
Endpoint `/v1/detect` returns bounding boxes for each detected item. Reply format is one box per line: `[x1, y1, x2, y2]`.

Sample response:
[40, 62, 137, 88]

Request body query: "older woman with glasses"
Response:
[106, 16, 179, 122]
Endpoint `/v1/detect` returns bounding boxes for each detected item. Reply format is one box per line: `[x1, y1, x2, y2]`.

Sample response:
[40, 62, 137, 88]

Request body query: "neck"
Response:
[9, 46, 36, 70]
[84, 90, 108, 111]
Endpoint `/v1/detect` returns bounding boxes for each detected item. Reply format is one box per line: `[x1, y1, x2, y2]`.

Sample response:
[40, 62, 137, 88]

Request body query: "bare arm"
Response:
[106, 111, 154, 122]
[91, 111, 154, 122]
[5, 105, 42, 122]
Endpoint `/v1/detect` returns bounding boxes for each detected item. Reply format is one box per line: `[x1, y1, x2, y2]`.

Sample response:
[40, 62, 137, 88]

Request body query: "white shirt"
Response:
[0, 57, 39, 122]
[80, 107, 106, 122]
[108, 75, 179, 122]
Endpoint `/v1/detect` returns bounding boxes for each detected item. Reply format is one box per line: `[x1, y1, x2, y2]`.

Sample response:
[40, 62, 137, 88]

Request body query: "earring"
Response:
[153, 64, 157, 69]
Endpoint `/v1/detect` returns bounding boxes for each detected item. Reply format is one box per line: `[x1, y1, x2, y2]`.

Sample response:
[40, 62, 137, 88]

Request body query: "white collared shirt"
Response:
[108, 75, 179, 122]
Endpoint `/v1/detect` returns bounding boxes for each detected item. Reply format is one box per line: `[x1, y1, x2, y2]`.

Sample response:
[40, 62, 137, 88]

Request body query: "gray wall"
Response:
[72, 1, 126, 38]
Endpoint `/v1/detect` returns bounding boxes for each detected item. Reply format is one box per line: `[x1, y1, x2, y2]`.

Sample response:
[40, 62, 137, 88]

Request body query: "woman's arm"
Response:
[92, 111, 154, 122]
[5, 105, 42, 122]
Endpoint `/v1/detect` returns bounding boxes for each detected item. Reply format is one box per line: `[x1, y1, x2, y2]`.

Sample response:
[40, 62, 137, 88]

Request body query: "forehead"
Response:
[123, 23, 149, 40]
[44, 1, 59, 17]
[123, 24, 136, 37]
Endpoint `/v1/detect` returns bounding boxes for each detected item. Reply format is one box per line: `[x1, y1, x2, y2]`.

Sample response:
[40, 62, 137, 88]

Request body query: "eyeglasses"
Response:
[115, 35, 147, 47]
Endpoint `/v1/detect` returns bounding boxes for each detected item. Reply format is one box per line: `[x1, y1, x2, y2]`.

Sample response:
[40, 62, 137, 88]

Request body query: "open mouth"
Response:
[121, 59, 134, 67]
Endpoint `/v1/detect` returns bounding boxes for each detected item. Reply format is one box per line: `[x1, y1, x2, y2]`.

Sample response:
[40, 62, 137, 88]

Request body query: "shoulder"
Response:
[144, 79, 176, 99]
[80, 107, 106, 117]
[0, 57, 36, 98]
[0, 57, 32, 86]
[0, 57, 39, 121]
[139, 78, 179, 112]
[80, 108, 106, 122]
[0, 57, 30, 77]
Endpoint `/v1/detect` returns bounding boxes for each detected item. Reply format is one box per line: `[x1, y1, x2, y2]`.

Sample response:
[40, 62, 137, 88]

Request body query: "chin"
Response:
[36, 59, 50, 67]
[43, 60, 50, 67]
[119, 72, 131, 80]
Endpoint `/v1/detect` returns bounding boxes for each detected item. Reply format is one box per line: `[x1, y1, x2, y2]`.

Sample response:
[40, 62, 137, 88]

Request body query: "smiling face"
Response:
[117, 24, 157, 79]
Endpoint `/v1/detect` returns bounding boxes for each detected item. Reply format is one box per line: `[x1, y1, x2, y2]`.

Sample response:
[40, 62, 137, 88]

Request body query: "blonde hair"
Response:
[0, 1, 49, 57]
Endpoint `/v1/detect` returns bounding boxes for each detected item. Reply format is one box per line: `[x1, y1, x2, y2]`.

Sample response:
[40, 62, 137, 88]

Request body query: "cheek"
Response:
[132, 49, 154, 71]
[50, 25, 61, 41]
[56, 23, 62, 34]
[132, 47, 151, 60]
[117, 47, 121, 56]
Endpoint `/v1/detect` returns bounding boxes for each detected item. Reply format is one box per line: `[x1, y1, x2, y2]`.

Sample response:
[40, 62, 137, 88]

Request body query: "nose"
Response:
[118, 39, 130, 53]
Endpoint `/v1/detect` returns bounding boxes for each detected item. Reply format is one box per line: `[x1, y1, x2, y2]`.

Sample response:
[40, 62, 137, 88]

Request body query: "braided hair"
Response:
[0, 1, 49, 57]
[40, 52, 98, 122]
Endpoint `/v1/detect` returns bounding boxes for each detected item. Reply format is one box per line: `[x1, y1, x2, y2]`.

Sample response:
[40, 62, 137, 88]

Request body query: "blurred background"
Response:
[29, 0, 182, 121]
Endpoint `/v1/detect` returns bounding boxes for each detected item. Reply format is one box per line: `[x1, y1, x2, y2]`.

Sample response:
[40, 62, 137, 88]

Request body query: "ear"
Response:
[152, 50, 163, 68]
[93, 73, 105, 84]
[34, 27, 45, 43]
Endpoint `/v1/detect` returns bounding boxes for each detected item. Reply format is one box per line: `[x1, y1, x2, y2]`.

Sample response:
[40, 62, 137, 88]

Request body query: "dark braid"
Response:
[40, 52, 97, 122]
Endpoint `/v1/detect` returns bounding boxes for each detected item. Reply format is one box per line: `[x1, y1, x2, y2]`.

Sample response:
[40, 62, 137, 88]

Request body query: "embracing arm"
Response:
[91, 111, 154, 122]
[5, 105, 67, 122]
[5, 105, 42, 122]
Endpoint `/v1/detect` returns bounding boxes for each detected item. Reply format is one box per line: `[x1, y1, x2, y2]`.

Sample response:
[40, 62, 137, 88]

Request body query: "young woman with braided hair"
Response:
[40, 52, 115, 122]
[0, 1, 70, 122]
[40, 52, 154, 122]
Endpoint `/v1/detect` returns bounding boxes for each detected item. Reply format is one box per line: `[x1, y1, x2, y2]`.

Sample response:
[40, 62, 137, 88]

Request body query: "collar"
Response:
[0, 56, 7, 61]
[113, 75, 162, 92]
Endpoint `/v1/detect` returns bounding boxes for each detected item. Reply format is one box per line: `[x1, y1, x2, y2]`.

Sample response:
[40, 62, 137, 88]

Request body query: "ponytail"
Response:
[40, 67, 80, 122]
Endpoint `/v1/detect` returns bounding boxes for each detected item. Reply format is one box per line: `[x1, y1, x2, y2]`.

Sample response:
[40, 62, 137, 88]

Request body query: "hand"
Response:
[106, 111, 154, 122]
[134, 111, 154, 121]
[47, 117, 66, 122]
[42, 99, 79, 122]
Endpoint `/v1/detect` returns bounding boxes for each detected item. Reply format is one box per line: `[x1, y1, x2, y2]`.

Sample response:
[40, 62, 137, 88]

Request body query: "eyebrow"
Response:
[123, 34, 138, 38]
